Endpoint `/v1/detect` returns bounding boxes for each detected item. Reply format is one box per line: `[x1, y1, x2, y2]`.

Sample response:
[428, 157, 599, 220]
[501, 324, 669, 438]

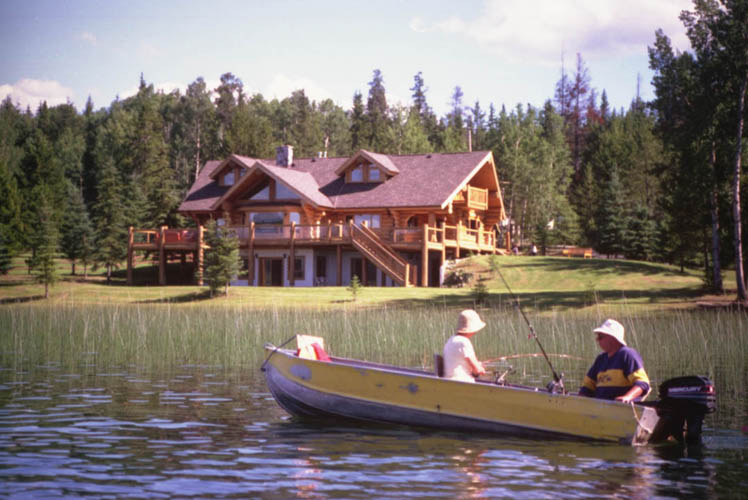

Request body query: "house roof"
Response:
[178, 160, 228, 212]
[179, 150, 500, 213]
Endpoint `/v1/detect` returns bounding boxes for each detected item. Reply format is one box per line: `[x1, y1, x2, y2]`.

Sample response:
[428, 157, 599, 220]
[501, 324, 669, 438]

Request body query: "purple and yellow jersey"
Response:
[579, 346, 650, 400]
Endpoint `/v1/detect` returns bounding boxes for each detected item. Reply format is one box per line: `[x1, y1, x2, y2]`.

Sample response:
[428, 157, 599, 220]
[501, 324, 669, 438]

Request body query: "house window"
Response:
[354, 214, 381, 228]
[288, 212, 301, 225]
[350, 166, 363, 182]
[224, 171, 235, 186]
[252, 212, 284, 234]
[276, 182, 299, 200]
[250, 185, 270, 200]
[369, 165, 381, 181]
[294, 256, 305, 280]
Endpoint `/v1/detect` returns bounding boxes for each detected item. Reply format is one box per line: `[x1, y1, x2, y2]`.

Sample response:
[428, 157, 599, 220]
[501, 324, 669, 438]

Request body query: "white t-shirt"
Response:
[443, 334, 477, 383]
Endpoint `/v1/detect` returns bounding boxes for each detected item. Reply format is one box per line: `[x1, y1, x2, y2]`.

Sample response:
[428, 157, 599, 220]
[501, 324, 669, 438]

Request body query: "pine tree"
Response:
[350, 91, 367, 150]
[60, 184, 94, 276]
[366, 69, 391, 151]
[0, 230, 11, 275]
[596, 167, 629, 257]
[203, 219, 240, 297]
[92, 155, 128, 283]
[625, 205, 657, 261]
[33, 195, 60, 298]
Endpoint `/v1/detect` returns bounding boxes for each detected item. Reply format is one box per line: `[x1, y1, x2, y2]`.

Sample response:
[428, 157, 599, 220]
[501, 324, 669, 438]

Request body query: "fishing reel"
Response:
[546, 374, 567, 394]
[493, 366, 515, 385]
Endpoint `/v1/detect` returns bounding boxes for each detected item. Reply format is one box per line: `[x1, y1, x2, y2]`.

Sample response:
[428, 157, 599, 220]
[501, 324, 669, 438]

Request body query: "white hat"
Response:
[456, 309, 486, 334]
[594, 319, 626, 346]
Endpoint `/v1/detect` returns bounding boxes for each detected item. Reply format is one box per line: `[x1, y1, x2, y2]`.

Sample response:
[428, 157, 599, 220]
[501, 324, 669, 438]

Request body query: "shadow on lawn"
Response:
[385, 286, 707, 311]
[136, 290, 214, 304]
[0, 295, 47, 305]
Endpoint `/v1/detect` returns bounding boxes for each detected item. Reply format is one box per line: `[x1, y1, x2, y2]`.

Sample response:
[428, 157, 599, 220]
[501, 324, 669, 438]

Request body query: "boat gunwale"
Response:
[264, 346, 639, 406]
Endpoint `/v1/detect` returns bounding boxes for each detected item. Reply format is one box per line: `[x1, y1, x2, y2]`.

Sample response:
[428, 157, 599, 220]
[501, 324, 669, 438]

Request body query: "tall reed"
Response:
[1, 303, 744, 427]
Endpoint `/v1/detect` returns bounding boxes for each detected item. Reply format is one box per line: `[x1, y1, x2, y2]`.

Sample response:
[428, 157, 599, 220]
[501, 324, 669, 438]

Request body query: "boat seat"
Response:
[434, 354, 445, 377]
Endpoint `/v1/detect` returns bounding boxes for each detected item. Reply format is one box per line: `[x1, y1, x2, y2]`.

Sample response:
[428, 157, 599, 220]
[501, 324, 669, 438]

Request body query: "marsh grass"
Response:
[1, 303, 744, 425]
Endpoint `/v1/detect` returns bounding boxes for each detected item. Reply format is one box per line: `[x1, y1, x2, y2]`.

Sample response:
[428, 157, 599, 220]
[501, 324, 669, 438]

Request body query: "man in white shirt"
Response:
[443, 309, 487, 383]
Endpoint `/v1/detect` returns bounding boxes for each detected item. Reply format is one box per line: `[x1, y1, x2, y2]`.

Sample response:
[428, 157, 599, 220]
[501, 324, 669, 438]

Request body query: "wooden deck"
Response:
[127, 221, 502, 287]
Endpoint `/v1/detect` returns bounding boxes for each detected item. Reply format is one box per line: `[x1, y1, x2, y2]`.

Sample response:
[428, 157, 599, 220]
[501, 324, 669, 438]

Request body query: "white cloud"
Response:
[78, 31, 97, 46]
[0, 79, 74, 110]
[411, 0, 692, 65]
[264, 74, 338, 104]
[118, 80, 191, 101]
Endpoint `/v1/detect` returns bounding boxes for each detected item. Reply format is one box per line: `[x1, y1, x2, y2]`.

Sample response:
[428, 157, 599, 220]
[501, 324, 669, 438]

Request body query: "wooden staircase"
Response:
[350, 224, 413, 287]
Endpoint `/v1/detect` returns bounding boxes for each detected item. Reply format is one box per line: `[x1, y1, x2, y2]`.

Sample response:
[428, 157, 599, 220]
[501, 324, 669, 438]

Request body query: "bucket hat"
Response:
[594, 318, 626, 346]
[456, 309, 486, 334]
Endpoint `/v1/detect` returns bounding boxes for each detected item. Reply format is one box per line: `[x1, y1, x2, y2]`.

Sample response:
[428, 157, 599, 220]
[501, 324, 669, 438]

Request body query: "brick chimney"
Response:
[276, 145, 294, 167]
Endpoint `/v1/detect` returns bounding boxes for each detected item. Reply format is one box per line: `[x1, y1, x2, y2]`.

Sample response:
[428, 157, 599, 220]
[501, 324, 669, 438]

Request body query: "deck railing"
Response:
[133, 223, 496, 251]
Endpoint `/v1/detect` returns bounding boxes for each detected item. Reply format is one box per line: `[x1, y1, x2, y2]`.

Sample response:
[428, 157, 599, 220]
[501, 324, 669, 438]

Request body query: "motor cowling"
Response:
[655, 375, 716, 444]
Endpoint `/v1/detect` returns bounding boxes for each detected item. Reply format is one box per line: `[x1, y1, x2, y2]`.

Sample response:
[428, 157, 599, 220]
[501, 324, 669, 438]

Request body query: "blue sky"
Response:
[1, 0, 692, 117]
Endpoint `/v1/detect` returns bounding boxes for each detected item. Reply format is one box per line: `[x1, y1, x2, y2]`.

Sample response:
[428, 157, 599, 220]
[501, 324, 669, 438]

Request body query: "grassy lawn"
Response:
[0, 254, 739, 312]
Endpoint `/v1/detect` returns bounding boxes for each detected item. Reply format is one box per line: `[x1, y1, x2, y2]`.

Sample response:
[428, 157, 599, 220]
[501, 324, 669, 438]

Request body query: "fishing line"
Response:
[495, 263, 566, 392]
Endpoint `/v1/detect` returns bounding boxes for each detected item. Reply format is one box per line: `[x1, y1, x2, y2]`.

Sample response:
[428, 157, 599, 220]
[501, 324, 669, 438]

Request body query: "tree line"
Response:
[0, 1, 745, 300]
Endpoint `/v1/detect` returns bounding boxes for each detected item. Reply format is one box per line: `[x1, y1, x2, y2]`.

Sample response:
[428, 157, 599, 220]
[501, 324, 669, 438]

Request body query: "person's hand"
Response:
[475, 361, 486, 376]
[615, 394, 634, 403]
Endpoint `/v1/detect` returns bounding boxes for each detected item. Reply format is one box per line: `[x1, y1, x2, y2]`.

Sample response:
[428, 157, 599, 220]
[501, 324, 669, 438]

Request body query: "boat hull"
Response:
[262, 346, 659, 445]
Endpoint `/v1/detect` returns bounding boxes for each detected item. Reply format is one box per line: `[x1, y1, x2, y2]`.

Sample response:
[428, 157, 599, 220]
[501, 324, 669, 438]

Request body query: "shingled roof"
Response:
[179, 150, 497, 213]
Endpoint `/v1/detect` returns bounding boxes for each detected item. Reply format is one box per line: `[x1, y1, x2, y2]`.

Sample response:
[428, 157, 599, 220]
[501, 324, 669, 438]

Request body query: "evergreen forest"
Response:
[0, 1, 746, 300]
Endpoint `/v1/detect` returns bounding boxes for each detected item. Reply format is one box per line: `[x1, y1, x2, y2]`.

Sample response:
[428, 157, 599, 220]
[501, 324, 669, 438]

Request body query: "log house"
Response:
[127, 146, 509, 287]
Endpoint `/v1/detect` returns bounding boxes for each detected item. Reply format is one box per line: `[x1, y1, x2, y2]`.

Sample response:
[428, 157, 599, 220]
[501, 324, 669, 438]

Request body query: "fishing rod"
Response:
[495, 264, 566, 392]
[483, 353, 584, 364]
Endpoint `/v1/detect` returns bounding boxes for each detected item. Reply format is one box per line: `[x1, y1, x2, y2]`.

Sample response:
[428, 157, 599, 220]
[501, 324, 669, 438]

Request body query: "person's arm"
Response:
[466, 355, 485, 377]
[615, 385, 644, 403]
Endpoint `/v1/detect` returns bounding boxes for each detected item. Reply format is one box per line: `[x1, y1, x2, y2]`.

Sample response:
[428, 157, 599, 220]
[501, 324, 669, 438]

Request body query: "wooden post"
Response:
[404, 263, 410, 287]
[289, 222, 296, 286]
[336, 244, 342, 286]
[127, 226, 134, 285]
[197, 225, 204, 286]
[456, 220, 462, 259]
[248, 222, 255, 286]
[158, 226, 166, 285]
[440, 221, 446, 264]
[362, 257, 367, 285]
[421, 223, 429, 287]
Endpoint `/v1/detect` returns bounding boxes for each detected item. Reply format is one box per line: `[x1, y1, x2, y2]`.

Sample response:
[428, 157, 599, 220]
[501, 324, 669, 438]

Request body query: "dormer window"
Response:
[223, 171, 235, 186]
[350, 166, 364, 182]
[368, 166, 381, 182]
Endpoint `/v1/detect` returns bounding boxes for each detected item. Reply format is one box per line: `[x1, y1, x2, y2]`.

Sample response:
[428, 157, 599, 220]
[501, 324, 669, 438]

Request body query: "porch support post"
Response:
[158, 225, 166, 285]
[336, 244, 342, 286]
[289, 222, 296, 286]
[421, 223, 429, 287]
[440, 221, 446, 264]
[248, 222, 255, 286]
[127, 226, 134, 285]
[456, 220, 462, 259]
[197, 225, 204, 286]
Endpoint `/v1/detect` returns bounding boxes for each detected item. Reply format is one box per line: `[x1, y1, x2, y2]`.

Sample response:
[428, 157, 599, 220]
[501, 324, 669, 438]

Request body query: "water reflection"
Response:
[0, 364, 745, 499]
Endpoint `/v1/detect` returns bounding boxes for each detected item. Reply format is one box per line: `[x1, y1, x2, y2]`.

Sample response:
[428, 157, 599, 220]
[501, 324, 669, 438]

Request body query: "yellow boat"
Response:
[261, 337, 715, 446]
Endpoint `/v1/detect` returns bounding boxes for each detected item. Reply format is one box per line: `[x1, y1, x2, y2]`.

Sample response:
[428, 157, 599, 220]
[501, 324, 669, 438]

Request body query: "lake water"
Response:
[1, 363, 745, 499]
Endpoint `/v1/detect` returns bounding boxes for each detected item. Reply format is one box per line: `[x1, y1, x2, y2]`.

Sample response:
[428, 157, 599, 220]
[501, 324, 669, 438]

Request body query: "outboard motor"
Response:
[654, 376, 716, 445]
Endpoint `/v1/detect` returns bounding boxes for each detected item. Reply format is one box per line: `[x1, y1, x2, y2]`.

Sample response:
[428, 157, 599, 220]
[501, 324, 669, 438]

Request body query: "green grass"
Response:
[0, 254, 737, 312]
